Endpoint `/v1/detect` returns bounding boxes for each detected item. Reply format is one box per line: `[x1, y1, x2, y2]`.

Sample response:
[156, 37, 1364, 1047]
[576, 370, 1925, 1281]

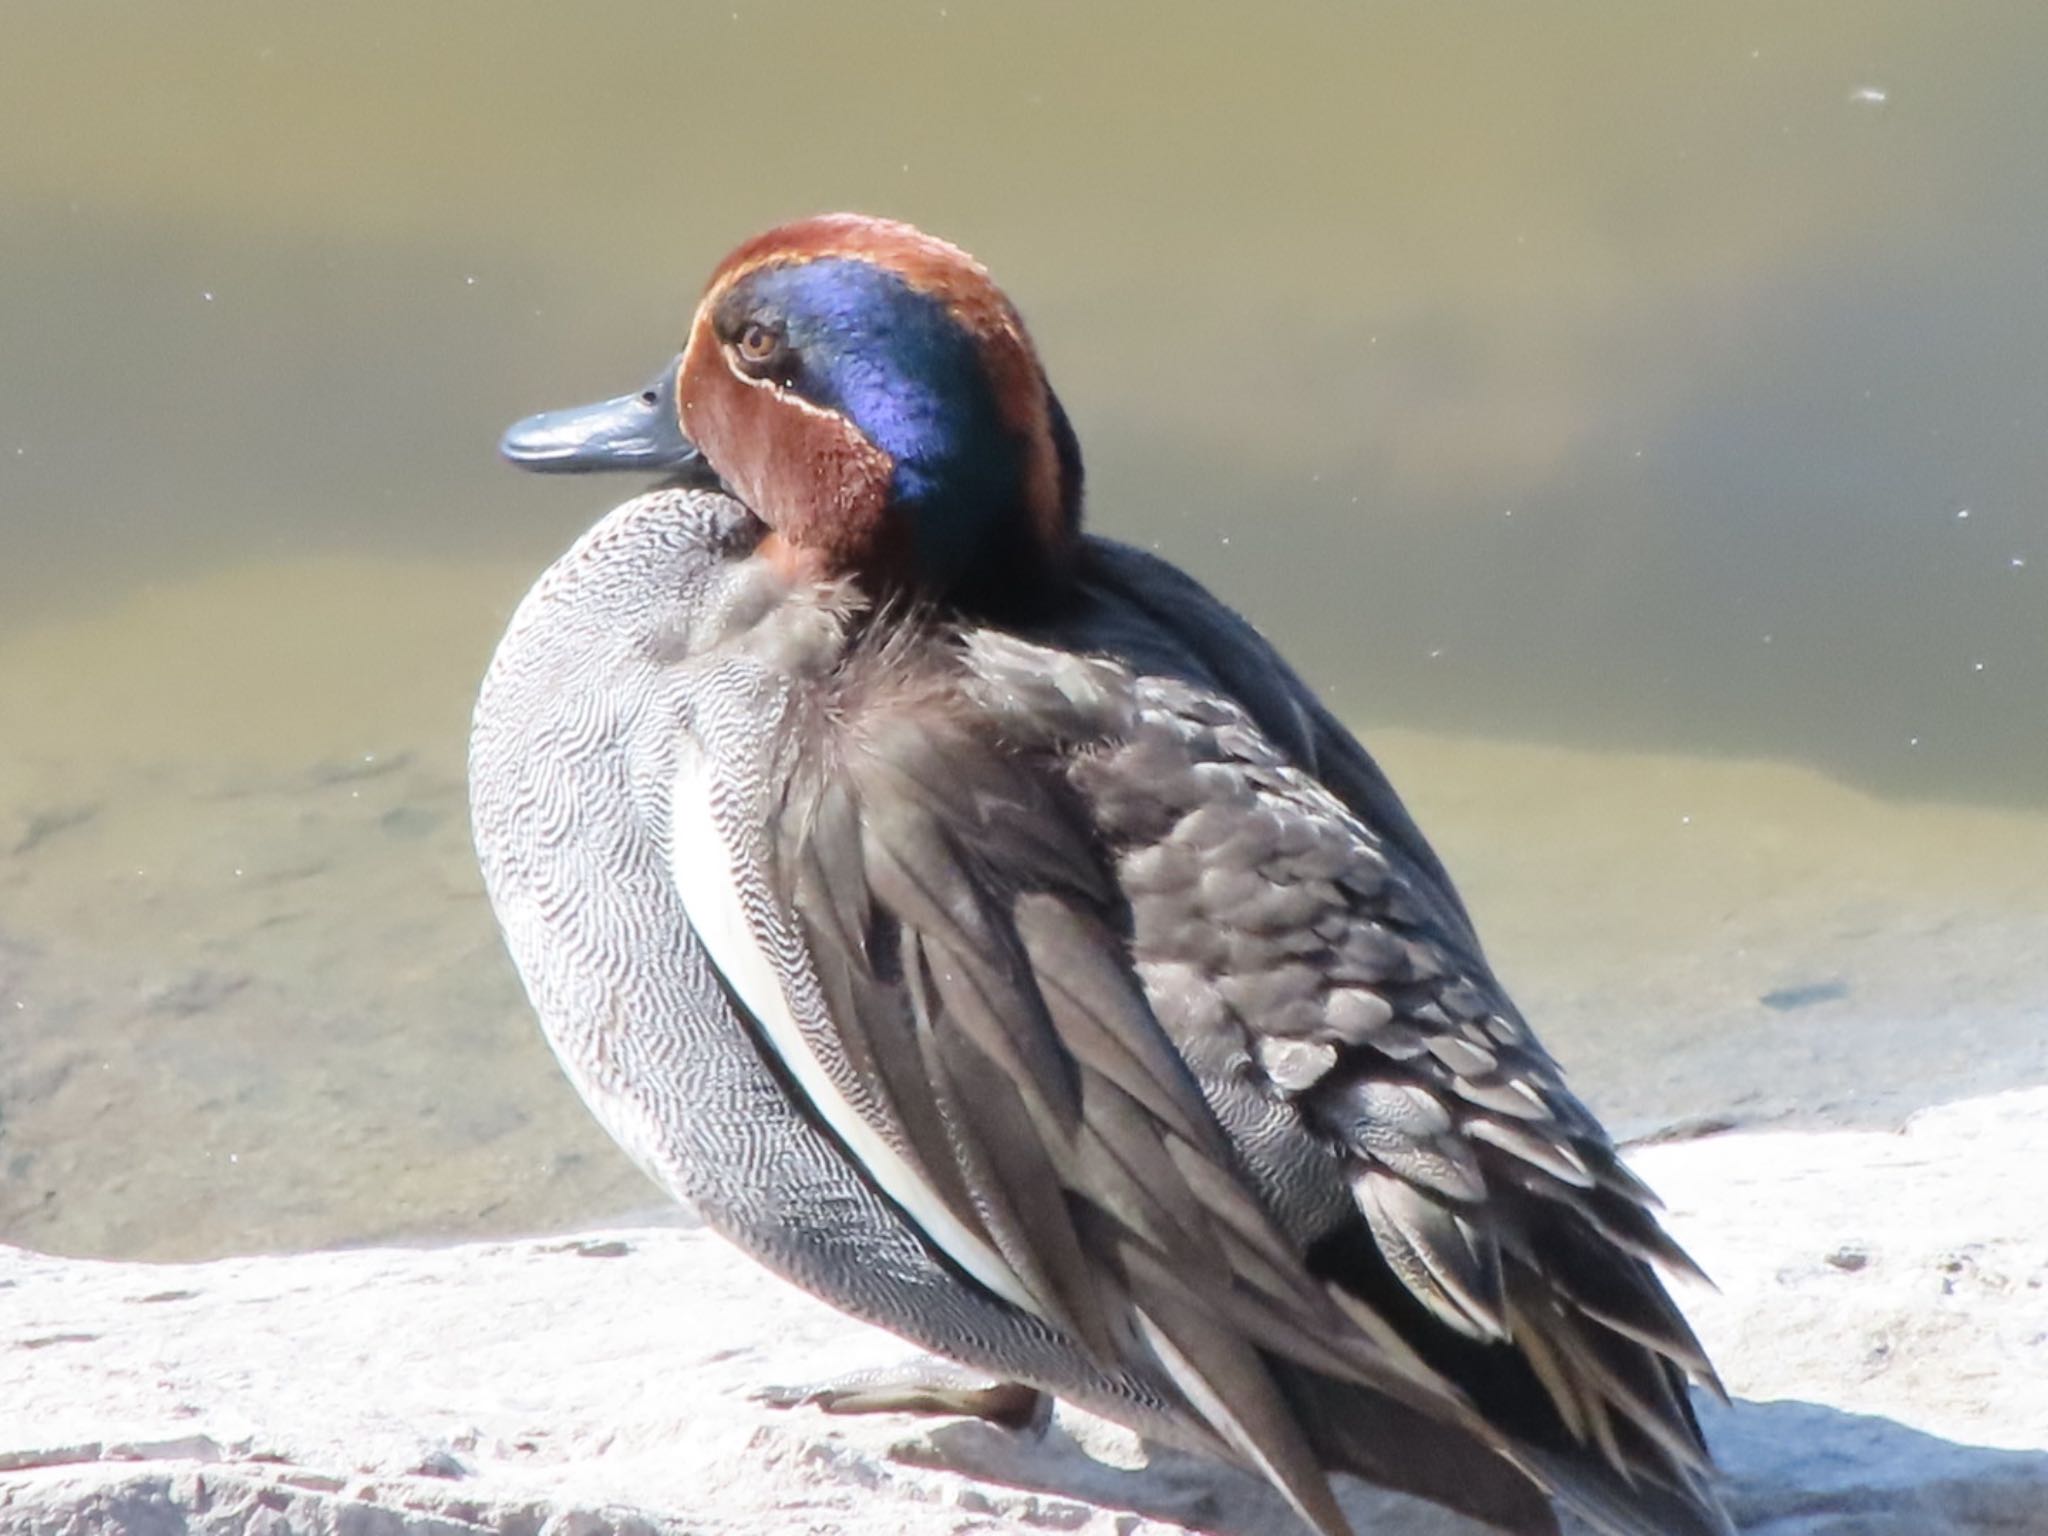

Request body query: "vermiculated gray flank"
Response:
[469, 486, 1731, 1536]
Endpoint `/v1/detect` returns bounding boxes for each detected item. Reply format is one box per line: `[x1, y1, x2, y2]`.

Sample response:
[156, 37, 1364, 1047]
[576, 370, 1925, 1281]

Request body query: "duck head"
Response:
[503, 214, 1084, 614]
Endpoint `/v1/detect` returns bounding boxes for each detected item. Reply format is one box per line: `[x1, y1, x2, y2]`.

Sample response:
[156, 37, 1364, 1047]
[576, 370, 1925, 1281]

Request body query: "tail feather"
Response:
[1272, 1362, 1563, 1536]
[1272, 1356, 1732, 1536]
[1521, 1444, 1735, 1536]
[1300, 1215, 1734, 1535]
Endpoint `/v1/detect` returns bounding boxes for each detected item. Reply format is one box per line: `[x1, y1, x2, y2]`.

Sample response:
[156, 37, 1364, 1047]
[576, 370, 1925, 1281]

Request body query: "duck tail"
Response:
[1268, 1362, 1564, 1535]
[1517, 1443, 1735, 1536]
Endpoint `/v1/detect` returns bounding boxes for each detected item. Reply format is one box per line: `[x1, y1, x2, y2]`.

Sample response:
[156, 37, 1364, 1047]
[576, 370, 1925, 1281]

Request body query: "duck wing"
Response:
[664, 622, 1573, 1536]
[1029, 549, 1737, 1536]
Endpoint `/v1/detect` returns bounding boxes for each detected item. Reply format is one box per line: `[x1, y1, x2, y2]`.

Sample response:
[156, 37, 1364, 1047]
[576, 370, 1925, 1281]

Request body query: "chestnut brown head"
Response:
[503, 214, 1083, 613]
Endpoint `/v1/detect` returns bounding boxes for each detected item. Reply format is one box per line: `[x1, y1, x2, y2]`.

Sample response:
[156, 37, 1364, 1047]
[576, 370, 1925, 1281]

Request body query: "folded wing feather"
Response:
[663, 602, 1726, 1536]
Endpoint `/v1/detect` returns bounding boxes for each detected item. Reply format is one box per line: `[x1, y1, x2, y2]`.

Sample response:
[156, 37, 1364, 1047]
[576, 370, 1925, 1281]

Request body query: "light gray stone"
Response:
[4, 1090, 2046, 1535]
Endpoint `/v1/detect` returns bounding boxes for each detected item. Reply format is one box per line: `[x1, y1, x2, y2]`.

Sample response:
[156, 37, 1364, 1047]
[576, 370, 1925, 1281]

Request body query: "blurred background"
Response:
[1, 1, 2042, 1261]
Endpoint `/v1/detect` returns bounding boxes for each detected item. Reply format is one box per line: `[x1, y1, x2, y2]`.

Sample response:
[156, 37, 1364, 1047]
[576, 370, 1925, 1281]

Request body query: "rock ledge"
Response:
[5, 1090, 2046, 1534]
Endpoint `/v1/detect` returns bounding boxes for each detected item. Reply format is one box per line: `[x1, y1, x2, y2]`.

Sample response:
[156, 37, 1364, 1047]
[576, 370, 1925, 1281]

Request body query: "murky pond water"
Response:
[3, 2, 2043, 1261]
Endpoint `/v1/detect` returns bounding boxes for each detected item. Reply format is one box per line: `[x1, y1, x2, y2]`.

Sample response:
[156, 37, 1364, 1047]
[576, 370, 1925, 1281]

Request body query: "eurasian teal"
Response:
[472, 214, 1730, 1536]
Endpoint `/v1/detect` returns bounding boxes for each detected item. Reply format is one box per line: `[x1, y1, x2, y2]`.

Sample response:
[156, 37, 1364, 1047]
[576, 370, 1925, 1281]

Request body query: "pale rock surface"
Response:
[3, 1090, 2045, 1536]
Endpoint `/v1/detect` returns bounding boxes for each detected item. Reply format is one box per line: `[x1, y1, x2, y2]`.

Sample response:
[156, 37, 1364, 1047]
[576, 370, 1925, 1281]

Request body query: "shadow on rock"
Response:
[902, 1393, 2048, 1536]
[1706, 1396, 2048, 1536]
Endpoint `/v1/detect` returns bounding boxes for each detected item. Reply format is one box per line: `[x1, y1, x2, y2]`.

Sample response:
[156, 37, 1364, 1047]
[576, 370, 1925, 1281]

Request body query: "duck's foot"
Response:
[755, 1356, 1053, 1434]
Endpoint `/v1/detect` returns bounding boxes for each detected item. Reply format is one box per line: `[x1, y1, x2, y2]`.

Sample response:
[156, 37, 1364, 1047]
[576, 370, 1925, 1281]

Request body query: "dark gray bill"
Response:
[500, 356, 721, 484]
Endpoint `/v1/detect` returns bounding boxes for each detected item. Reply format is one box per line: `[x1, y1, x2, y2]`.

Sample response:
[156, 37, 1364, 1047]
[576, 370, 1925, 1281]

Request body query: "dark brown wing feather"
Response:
[966, 614, 1729, 1533]
[753, 638, 1573, 1536]
[733, 591, 1726, 1536]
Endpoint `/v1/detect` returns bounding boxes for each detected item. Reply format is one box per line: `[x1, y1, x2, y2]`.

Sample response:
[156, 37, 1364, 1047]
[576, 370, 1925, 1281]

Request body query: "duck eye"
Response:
[733, 321, 783, 371]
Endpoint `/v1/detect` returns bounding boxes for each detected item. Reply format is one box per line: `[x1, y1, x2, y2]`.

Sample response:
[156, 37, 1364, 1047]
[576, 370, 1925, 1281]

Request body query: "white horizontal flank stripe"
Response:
[667, 753, 1039, 1316]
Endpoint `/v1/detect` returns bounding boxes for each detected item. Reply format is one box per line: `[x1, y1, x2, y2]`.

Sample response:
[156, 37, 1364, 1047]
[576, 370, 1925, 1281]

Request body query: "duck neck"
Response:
[897, 378, 1087, 624]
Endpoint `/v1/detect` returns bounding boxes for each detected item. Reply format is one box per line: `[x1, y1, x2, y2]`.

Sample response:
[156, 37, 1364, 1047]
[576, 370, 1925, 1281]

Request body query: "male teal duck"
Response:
[471, 214, 1731, 1536]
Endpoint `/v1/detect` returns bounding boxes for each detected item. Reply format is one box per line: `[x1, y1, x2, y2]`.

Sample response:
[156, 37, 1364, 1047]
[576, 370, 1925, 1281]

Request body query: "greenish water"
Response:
[2, 2, 2044, 1260]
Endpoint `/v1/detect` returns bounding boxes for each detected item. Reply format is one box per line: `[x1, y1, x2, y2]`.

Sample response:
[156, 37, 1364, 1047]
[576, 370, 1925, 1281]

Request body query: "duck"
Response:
[471, 212, 1732, 1536]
